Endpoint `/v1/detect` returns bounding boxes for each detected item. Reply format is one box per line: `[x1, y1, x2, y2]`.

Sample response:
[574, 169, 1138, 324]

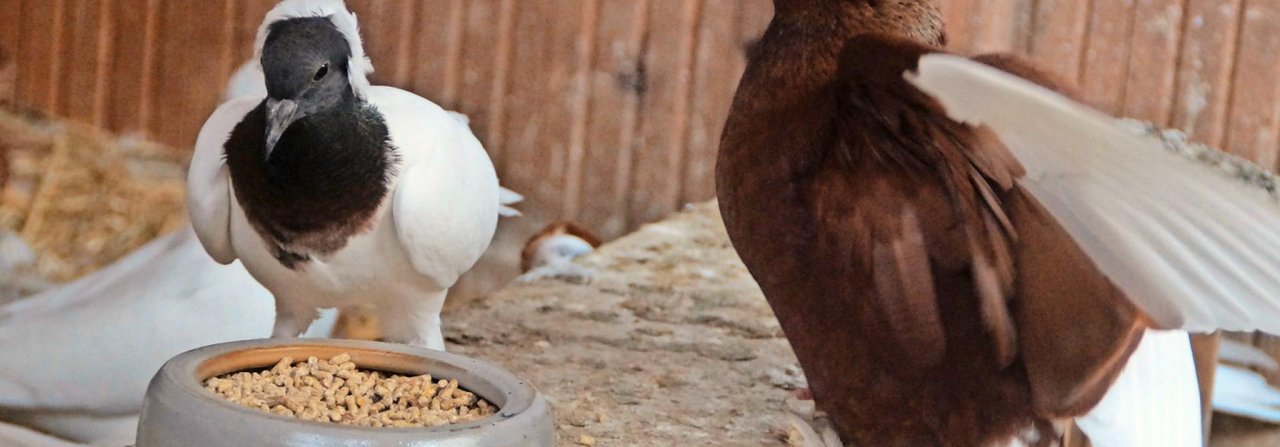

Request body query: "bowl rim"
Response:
[159, 338, 538, 434]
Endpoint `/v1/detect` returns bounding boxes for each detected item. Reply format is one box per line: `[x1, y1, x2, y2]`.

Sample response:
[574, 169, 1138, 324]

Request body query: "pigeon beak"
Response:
[264, 98, 301, 158]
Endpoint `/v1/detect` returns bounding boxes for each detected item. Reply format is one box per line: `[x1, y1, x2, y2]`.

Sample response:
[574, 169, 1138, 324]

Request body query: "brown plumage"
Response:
[716, 1, 1147, 445]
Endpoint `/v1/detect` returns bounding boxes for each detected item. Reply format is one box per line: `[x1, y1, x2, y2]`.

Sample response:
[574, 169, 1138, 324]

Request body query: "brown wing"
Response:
[830, 35, 1146, 416]
[819, 34, 1024, 372]
[974, 52, 1150, 417]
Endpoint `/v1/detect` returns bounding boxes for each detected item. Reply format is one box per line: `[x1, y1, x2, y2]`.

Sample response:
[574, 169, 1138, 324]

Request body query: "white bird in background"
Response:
[517, 221, 601, 284]
[190, 0, 501, 350]
[0, 227, 334, 447]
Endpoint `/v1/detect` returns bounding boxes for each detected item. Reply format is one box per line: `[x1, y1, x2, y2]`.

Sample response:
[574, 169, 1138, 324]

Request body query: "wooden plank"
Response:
[627, 0, 701, 229]
[148, 0, 233, 146]
[1258, 334, 1280, 386]
[409, 0, 466, 107]
[1169, 0, 1243, 146]
[1122, 0, 1186, 125]
[1026, 0, 1092, 83]
[452, 0, 516, 171]
[235, 0, 279, 67]
[560, 0, 599, 218]
[0, 0, 21, 103]
[346, 0, 417, 89]
[16, 0, 63, 111]
[105, 0, 159, 134]
[57, 0, 106, 123]
[1078, 0, 1137, 114]
[1190, 332, 1220, 444]
[575, 0, 648, 239]
[1222, 0, 1280, 167]
[680, 0, 739, 206]
[942, 0, 1027, 54]
[90, 0, 114, 126]
[737, 0, 772, 60]
[500, 0, 588, 222]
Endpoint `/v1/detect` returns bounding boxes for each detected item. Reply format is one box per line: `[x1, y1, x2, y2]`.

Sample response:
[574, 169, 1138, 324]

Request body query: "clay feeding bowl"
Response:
[135, 338, 552, 446]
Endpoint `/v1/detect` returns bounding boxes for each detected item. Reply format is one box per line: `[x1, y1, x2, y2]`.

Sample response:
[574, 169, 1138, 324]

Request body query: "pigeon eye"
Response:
[313, 63, 329, 81]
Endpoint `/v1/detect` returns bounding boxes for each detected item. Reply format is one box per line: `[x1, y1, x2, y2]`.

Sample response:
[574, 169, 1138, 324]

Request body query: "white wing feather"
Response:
[908, 54, 1280, 334]
[188, 96, 260, 265]
[369, 87, 499, 288]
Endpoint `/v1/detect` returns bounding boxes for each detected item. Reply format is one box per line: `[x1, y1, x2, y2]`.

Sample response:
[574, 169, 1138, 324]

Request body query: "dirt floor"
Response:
[443, 202, 1280, 446]
[445, 202, 801, 446]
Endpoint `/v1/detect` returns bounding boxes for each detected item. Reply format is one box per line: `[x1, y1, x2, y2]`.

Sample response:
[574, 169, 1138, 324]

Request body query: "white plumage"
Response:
[189, 0, 500, 349]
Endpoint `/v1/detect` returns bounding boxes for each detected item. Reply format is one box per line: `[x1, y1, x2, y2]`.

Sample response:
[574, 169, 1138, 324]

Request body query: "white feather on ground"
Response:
[1213, 339, 1280, 424]
[1218, 338, 1280, 374]
[0, 227, 332, 446]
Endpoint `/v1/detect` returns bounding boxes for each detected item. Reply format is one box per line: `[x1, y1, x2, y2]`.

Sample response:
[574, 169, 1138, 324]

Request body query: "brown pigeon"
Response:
[716, 1, 1280, 445]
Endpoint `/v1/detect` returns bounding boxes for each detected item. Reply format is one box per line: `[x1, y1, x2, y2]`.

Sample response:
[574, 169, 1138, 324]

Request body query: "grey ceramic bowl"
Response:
[135, 338, 552, 446]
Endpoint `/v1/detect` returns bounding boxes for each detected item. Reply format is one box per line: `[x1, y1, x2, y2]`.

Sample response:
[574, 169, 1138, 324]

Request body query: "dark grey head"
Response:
[260, 17, 353, 157]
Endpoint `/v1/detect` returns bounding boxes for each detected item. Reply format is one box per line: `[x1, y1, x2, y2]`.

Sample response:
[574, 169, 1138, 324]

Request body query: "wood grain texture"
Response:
[681, 0, 740, 206]
[942, 0, 1027, 53]
[1026, 0, 1092, 82]
[1123, 0, 1186, 125]
[409, 0, 466, 107]
[1222, 0, 1280, 166]
[104, 0, 157, 133]
[149, 0, 231, 146]
[0, 0, 17, 103]
[501, 0, 586, 223]
[57, 0, 104, 122]
[628, 0, 701, 229]
[16, 0, 62, 111]
[1078, 0, 1137, 114]
[1170, 0, 1244, 146]
[347, 0, 417, 88]
[576, 0, 647, 239]
[235, 0, 279, 67]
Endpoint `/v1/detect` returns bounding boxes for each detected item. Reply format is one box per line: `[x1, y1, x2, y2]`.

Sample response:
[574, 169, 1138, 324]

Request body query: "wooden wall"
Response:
[3, 1, 1280, 317]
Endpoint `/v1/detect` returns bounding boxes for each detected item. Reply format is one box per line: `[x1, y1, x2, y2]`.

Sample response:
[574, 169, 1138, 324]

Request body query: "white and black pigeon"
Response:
[189, 0, 499, 350]
[224, 59, 524, 217]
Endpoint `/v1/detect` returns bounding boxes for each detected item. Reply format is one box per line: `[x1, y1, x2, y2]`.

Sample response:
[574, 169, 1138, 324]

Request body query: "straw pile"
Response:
[0, 103, 188, 284]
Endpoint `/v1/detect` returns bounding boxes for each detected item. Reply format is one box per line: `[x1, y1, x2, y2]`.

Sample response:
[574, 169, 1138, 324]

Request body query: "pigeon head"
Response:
[771, 0, 945, 47]
[260, 17, 353, 157]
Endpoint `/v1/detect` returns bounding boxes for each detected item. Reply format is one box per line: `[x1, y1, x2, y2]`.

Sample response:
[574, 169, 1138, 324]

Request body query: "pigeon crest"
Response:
[253, 0, 373, 99]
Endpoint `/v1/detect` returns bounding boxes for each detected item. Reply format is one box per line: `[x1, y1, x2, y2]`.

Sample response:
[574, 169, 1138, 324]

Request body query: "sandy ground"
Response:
[445, 202, 801, 446]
